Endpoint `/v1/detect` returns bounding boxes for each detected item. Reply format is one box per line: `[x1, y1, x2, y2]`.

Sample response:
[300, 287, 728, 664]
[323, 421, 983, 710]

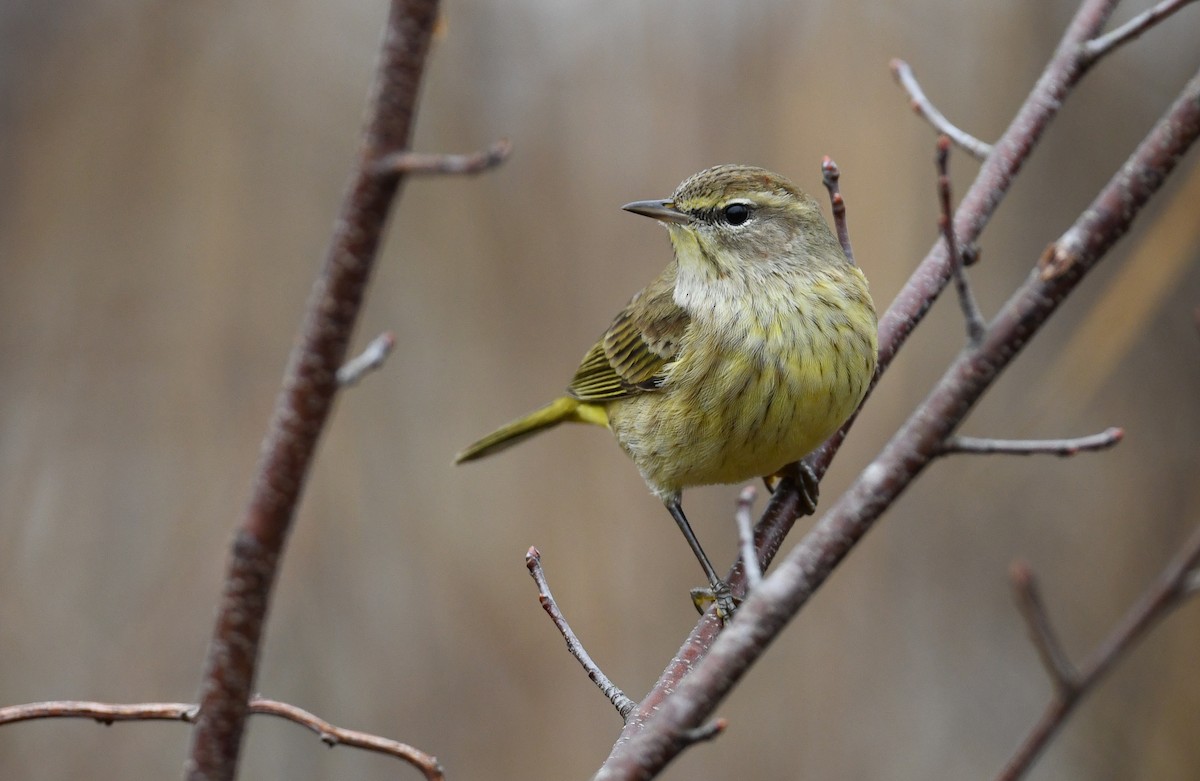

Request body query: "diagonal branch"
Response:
[1082, 0, 1199, 63]
[937, 136, 987, 343]
[1009, 562, 1079, 693]
[526, 548, 636, 719]
[602, 2, 1128, 764]
[596, 58, 1200, 781]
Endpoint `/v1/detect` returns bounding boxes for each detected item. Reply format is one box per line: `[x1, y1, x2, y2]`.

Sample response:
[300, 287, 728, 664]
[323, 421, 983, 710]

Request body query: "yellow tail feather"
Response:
[454, 396, 609, 464]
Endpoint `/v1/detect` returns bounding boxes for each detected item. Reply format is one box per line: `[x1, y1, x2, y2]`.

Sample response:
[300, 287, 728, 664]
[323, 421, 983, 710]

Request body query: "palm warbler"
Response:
[456, 165, 877, 618]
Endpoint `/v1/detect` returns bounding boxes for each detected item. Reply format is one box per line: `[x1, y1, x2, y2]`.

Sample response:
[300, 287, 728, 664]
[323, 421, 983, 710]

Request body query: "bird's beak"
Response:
[622, 199, 691, 225]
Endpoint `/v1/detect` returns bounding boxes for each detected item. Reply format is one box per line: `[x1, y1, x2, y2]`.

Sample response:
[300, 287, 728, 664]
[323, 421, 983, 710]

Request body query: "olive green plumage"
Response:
[456, 164, 878, 618]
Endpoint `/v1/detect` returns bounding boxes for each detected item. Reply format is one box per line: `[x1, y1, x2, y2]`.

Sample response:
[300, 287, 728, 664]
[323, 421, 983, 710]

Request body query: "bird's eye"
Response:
[722, 203, 751, 226]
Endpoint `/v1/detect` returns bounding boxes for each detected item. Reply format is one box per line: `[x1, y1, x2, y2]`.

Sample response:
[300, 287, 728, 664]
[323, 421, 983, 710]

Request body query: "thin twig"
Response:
[337, 331, 397, 387]
[679, 718, 727, 746]
[525, 548, 636, 720]
[937, 136, 987, 344]
[939, 427, 1124, 456]
[734, 486, 762, 589]
[0, 699, 443, 781]
[821, 157, 855, 265]
[1082, 0, 1199, 63]
[995, 521, 1200, 781]
[891, 59, 994, 160]
[373, 138, 512, 176]
[1009, 562, 1079, 693]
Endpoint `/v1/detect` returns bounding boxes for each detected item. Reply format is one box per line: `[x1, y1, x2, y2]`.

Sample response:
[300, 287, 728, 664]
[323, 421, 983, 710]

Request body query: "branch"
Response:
[596, 55, 1200, 781]
[184, 2, 508, 778]
[372, 138, 512, 176]
[337, 331, 396, 387]
[821, 157, 855, 265]
[599, 4, 1130, 767]
[995, 521, 1200, 781]
[526, 548, 636, 719]
[1081, 0, 1199, 63]
[939, 427, 1124, 456]
[891, 59, 994, 160]
[0, 699, 443, 781]
[937, 136, 987, 344]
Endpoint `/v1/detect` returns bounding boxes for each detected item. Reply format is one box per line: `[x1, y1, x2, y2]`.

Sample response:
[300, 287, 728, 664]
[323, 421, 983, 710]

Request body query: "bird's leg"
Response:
[667, 499, 737, 621]
[769, 462, 821, 515]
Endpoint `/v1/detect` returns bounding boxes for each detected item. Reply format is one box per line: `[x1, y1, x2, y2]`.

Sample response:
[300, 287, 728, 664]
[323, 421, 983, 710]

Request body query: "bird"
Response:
[455, 164, 878, 619]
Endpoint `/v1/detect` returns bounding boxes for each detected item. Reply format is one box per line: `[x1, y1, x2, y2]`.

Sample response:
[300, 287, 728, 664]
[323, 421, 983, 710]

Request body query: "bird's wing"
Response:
[567, 262, 689, 402]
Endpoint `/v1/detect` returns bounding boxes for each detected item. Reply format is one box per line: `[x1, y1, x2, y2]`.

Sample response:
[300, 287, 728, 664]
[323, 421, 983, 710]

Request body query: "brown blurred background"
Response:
[2, 1, 1199, 779]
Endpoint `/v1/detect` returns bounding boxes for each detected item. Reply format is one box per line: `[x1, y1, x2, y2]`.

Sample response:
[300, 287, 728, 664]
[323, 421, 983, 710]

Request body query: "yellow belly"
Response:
[606, 298, 875, 499]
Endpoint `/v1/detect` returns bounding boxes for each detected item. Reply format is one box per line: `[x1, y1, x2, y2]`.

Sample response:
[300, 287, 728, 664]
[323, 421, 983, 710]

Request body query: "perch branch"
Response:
[596, 56, 1200, 781]
[891, 59, 994, 160]
[526, 548, 636, 719]
[735, 486, 763, 589]
[939, 427, 1124, 456]
[0, 698, 443, 781]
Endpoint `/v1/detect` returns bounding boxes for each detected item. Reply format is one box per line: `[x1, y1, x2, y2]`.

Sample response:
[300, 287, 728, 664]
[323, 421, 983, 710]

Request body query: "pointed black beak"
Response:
[622, 199, 691, 225]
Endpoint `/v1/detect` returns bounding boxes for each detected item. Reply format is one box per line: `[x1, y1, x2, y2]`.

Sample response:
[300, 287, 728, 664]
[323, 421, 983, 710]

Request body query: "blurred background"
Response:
[2, 1, 1199, 779]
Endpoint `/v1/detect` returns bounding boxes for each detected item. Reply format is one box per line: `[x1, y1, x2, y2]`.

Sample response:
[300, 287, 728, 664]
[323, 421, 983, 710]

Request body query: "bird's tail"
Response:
[454, 396, 608, 464]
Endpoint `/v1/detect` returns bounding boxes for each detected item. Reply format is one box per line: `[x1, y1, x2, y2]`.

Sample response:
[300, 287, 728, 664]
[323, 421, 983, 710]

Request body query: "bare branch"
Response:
[185, 2, 470, 778]
[526, 547, 636, 720]
[937, 136, 987, 344]
[680, 718, 727, 746]
[337, 331, 397, 387]
[0, 699, 443, 781]
[373, 138, 512, 176]
[940, 427, 1124, 456]
[1082, 0, 1199, 63]
[891, 59, 994, 160]
[995, 520, 1200, 781]
[1009, 561, 1079, 693]
[597, 54, 1200, 781]
[735, 486, 762, 590]
[821, 157, 855, 265]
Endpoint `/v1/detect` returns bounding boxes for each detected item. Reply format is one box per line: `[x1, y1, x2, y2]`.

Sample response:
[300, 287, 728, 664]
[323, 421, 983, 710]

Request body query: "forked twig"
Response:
[937, 136, 987, 344]
[1082, 0, 1199, 62]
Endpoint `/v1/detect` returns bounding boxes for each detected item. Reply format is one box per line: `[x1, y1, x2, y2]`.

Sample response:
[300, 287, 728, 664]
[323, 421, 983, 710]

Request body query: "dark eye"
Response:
[722, 203, 751, 226]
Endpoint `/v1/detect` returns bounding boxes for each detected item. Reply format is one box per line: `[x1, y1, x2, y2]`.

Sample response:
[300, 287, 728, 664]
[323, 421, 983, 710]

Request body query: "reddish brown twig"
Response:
[184, 2, 505, 779]
[0, 698, 443, 781]
[1009, 562, 1079, 693]
[936, 136, 987, 343]
[526, 548, 636, 719]
[995, 522, 1200, 781]
[891, 59, 993, 160]
[596, 54, 1200, 781]
[337, 331, 397, 387]
[821, 157, 855, 265]
[939, 427, 1124, 456]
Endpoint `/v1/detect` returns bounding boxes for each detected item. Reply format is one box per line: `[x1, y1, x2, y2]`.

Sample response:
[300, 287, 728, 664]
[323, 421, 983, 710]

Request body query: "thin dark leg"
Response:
[667, 500, 736, 619]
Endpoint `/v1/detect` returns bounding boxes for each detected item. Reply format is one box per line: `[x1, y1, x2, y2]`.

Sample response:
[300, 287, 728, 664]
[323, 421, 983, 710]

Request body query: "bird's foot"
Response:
[689, 581, 740, 623]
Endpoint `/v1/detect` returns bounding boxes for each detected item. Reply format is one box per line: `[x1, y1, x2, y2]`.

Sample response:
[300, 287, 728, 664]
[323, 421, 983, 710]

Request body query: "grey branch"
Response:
[891, 59, 993, 160]
[1082, 0, 1199, 63]
[735, 486, 762, 589]
[940, 427, 1124, 456]
[526, 547, 637, 719]
[1009, 562, 1079, 693]
[821, 157, 856, 265]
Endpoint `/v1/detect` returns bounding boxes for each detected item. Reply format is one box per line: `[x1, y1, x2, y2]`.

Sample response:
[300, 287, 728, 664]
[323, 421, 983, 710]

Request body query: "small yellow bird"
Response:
[456, 165, 877, 618]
